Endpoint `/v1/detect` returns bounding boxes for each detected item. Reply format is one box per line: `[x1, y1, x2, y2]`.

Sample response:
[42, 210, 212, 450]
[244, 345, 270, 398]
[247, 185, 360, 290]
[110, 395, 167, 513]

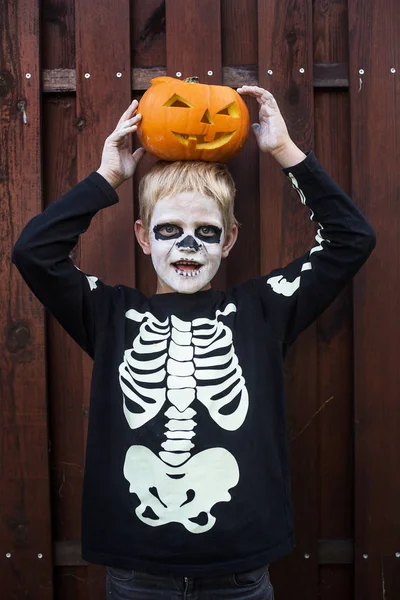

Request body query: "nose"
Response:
[176, 235, 201, 252]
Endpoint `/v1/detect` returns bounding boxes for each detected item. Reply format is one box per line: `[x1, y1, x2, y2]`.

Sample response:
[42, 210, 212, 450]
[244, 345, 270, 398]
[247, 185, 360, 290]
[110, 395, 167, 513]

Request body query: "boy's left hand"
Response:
[236, 85, 291, 156]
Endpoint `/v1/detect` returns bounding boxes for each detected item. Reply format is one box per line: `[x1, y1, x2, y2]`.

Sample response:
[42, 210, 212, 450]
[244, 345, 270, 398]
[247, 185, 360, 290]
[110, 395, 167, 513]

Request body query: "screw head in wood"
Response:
[207, 70, 213, 76]
[85, 73, 91, 79]
[116, 72, 122, 78]
[391, 68, 396, 73]
[38, 553, 43, 559]
[176, 72, 182, 77]
[299, 68, 305, 73]
[304, 553, 310, 559]
[396, 552, 400, 558]
[6, 553, 11, 558]
[267, 70, 273, 75]
[25, 73, 31, 79]
[359, 69, 364, 75]
[363, 553, 368, 559]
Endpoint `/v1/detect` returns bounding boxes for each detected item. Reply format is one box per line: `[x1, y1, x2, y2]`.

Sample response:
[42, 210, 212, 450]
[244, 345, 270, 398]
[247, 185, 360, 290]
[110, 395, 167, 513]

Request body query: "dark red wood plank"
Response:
[257, 1, 318, 599]
[165, 0, 222, 84]
[132, 0, 166, 68]
[42, 0, 75, 69]
[165, 0, 225, 291]
[42, 96, 83, 541]
[220, 0, 260, 289]
[221, 0, 258, 66]
[1, 0, 53, 598]
[319, 565, 353, 600]
[349, 0, 400, 597]
[313, 0, 349, 64]
[314, 91, 354, 542]
[73, 0, 133, 596]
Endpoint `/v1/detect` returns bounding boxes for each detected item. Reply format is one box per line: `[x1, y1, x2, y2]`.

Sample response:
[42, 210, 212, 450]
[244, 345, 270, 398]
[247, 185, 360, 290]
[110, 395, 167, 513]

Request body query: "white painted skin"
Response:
[142, 192, 237, 294]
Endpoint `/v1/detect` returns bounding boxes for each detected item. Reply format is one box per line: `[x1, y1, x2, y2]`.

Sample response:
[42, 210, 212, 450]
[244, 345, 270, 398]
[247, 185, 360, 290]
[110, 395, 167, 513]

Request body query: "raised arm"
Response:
[12, 100, 145, 357]
[237, 86, 376, 347]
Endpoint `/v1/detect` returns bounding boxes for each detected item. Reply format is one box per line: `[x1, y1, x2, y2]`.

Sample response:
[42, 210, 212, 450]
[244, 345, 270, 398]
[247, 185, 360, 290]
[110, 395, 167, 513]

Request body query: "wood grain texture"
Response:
[165, 0, 226, 291]
[349, 0, 400, 598]
[165, 0, 222, 83]
[41, 64, 350, 93]
[314, 91, 353, 542]
[257, 1, 317, 599]
[42, 95, 97, 599]
[132, 0, 166, 67]
[73, 0, 133, 597]
[221, 0, 258, 65]
[42, 0, 75, 69]
[1, 0, 53, 598]
[6, 0, 400, 597]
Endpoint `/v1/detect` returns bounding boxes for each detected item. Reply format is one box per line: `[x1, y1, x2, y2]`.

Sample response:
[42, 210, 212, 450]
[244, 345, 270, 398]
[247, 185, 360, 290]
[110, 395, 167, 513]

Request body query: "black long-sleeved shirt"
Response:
[12, 152, 376, 577]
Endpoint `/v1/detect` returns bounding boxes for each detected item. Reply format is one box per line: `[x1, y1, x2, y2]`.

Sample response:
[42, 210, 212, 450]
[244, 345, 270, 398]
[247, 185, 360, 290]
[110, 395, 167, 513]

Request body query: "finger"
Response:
[132, 147, 146, 165]
[113, 114, 141, 136]
[110, 123, 138, 140]
[251, 123, 261, 142]
[118, 114, 141, 129]
[237, 86, 275, 105]
[116, 99, 139, 128]
[237, 85, 273, 96]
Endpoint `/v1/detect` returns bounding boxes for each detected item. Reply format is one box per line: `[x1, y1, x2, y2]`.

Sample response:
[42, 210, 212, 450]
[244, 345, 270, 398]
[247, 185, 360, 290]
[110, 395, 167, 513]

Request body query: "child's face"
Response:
[135, 192, 237, 294]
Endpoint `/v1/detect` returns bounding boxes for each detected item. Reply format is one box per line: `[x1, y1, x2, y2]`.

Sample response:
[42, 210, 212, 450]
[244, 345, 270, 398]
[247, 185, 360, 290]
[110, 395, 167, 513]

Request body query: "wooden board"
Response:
[69, 0, 132, 597]
[1, 0, 53, 598]
[348, 0, 400, 597]
[165, 0, 226, 290]
[257, 1, 318, 599]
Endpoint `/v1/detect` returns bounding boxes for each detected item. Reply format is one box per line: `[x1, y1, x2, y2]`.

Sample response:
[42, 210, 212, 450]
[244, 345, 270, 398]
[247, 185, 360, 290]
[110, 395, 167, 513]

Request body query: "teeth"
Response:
[173, 267, 202, 277]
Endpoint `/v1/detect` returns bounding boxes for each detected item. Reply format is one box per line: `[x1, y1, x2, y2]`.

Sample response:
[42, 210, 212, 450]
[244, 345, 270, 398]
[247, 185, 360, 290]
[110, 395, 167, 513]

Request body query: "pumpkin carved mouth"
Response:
[172, 131, 236, 150]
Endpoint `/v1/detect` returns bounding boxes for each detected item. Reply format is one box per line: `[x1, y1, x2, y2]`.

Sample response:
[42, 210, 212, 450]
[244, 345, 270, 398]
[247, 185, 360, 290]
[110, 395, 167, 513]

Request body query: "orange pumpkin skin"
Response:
[136, 76, 250, 162]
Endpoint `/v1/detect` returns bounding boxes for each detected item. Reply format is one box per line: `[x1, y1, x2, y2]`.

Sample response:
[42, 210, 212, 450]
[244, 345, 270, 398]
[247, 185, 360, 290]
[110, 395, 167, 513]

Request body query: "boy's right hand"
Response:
[96, 99, 146, 189]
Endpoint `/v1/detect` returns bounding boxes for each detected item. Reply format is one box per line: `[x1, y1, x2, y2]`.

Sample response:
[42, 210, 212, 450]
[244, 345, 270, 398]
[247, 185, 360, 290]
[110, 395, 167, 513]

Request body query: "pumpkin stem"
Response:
[184, 76, 200, 84]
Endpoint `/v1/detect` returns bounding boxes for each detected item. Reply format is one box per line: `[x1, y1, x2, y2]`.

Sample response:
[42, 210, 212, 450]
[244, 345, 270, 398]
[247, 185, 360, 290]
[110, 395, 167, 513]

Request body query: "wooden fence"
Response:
[1, 0, 399, 598]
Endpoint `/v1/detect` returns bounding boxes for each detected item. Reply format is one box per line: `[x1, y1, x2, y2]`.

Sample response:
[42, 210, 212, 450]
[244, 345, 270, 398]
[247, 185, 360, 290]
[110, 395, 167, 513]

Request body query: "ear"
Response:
[134, 220, 151, 255]
[221, 225, 238, 258]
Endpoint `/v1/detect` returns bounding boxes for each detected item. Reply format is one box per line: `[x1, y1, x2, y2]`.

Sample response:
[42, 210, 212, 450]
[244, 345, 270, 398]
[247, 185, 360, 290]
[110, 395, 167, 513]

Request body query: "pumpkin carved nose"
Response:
[201, 109, 213, 125]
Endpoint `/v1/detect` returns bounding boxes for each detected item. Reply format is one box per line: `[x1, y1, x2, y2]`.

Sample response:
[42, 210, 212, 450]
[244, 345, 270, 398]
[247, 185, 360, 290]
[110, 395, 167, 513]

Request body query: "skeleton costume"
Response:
[12, 152, 375, 577]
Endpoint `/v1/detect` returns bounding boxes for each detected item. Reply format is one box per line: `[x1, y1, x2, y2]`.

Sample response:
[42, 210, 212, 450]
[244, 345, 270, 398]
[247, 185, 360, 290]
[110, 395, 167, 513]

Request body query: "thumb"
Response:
[251, 123, 261, 141]
[132, 147, 146, 164]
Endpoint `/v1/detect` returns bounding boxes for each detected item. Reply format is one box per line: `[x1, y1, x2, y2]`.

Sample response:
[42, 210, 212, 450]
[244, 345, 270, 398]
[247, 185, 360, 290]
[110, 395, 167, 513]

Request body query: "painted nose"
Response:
[176, 235, 201, 252]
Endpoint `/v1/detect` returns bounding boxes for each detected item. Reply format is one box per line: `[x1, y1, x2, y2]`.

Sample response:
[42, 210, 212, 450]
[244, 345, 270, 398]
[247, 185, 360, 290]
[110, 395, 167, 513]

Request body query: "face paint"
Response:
[153, 224, 183, 241]
[148, 192, 225, 294]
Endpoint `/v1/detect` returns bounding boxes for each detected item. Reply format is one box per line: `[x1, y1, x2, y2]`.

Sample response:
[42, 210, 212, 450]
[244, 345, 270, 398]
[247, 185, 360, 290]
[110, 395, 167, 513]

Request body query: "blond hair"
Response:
[138, 161, 238, 232]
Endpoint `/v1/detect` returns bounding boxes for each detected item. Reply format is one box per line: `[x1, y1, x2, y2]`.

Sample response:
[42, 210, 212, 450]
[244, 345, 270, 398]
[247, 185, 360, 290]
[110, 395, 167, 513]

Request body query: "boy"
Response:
[12, 86, 376, 599]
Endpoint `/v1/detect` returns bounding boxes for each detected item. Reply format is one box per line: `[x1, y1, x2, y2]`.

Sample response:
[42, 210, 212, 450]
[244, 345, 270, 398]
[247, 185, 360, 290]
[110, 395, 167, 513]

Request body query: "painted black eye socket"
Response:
[195, 225, 222, 244]
[158, 224, 180, 236]
[153, 223, 183, 241]
[198, 226, 217, 236]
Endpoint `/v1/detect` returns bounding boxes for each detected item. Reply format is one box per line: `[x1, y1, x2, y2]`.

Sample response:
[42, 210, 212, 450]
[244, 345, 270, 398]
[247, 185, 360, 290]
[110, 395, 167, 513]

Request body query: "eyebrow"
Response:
[153, 218, 223, 228]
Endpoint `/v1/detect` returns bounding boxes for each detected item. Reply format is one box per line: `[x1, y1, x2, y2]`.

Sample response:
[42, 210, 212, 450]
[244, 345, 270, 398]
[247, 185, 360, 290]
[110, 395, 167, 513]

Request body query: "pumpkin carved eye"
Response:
[164, 94, 193, 108]
[217, 102, 239, 117]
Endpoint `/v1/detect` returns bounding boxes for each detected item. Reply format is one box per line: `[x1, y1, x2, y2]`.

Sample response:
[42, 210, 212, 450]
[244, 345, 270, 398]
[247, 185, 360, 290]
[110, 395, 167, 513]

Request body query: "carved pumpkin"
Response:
[136, 76, 250, 162]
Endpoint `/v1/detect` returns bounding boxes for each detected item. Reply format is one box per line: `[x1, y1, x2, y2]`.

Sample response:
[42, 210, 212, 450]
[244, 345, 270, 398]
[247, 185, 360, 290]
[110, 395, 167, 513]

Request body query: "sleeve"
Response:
[253, 151, 376, 347]
[11, 171, 120, 358]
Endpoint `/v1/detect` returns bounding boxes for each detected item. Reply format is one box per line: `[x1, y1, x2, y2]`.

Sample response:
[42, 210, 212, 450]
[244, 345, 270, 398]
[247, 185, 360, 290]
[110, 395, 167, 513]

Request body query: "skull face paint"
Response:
[148, 192, 225, 294]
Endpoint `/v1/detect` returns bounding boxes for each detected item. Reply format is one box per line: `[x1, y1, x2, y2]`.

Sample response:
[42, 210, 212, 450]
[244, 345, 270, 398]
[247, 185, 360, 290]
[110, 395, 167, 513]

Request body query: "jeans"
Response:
[106, 564, 274, 599]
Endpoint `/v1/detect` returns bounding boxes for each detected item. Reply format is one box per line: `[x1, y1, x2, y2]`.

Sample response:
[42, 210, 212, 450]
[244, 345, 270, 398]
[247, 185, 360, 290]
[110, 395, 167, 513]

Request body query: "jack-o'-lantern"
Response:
[136, 76, 250, 162]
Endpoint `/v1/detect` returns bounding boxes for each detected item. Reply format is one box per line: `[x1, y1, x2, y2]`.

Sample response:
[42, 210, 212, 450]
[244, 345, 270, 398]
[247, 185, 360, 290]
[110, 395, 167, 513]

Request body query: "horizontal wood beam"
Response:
[54, 538, 354, 567]
[42, 63, 349, 93]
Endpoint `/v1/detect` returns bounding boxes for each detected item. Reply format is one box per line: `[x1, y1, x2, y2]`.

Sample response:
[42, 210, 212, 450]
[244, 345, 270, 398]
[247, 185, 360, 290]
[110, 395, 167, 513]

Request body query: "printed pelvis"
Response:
[118, 304, 249, 533]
